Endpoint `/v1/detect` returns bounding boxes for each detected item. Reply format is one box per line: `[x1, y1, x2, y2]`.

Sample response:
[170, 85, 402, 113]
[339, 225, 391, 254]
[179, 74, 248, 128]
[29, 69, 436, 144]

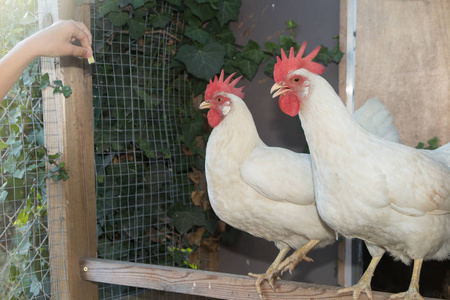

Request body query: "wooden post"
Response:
[40, 0, 97, 299]
[338, 0, 450, 287]
[353, 0, 450, 146]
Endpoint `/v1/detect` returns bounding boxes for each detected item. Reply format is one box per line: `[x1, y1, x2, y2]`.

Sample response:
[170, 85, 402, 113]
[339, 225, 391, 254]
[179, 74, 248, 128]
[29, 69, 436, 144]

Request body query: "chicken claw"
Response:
[389, 259, 424, 300]
[248, 247, 290, 299]
[278, 239, 320, 275]
[337, 255, 382, 300]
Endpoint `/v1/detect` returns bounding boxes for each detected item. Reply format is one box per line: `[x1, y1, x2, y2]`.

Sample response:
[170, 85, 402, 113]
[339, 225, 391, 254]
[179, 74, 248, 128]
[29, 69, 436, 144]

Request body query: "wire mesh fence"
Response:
[1, 0, 215, 298]
[0, 0, 69, 298]
[91, 1, 213, 299]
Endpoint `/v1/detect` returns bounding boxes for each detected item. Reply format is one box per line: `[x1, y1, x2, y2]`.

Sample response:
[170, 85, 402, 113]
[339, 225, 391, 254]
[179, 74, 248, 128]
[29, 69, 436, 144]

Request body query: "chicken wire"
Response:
[91, 2, 211, 299]
[0, 0, 68, 298]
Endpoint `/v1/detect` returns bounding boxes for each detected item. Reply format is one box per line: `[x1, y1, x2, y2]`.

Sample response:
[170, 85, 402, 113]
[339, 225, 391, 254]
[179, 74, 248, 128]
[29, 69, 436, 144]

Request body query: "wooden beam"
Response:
[40, 0, 98, 299]
[79, 258, 440, 300]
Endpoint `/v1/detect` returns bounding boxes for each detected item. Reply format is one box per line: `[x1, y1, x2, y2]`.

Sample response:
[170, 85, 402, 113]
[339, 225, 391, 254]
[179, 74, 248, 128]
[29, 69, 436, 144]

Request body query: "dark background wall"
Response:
[218, 0, 341, 286]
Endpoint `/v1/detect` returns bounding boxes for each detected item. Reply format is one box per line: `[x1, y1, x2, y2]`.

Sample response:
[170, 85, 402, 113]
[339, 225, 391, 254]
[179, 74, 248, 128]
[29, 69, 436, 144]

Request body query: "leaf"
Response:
[129, 18, 146, 40]
[240, 39, 264, 64]
[39, 73, 50, 89]
[98, 0, 120, 17]
[148, 13, 172, 28]
[286, 19, 297, 29]
[217, 0, 241, 26]
[190, 78, 208, 97]
[234, 55, 259, 80]
[170, 206, 206, 234]
[185, 0, 217, 22]
[180, 112, 206, 146]
[0, 139, 8, 150]
[184, 25, 211, 44]
[109, 11, 129, 27]
[175, 42, 226, 81]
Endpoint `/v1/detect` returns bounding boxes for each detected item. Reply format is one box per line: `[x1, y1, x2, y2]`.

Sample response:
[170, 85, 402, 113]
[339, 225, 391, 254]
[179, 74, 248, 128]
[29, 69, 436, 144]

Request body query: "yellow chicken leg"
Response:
[278, 239, 320, 275]
[390, 258, 424, 300]
[248, 247, 290, 299]
[337, 254, 383, 300]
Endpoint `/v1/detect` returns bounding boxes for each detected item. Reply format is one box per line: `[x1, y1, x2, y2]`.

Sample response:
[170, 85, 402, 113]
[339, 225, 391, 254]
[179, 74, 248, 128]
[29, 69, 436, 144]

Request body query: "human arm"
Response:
[0, 20, 93, 102]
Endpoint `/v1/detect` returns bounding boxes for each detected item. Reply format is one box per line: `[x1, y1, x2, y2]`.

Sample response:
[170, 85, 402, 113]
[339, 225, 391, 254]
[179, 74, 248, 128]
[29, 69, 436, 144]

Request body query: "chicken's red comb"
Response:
[273, 42, 325, 82]
[205, 70, 245, 100]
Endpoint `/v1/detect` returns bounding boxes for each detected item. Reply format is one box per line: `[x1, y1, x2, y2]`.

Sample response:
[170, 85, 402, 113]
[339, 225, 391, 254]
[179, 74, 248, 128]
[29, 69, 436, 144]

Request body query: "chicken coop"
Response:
[1, 0, 449, 299]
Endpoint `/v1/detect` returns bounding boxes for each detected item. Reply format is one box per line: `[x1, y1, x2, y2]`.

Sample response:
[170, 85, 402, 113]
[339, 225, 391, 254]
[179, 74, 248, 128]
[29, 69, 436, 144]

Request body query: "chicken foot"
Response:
[337, 254, 383, 300]
[278, 239, 320, 275]
[390, 258, 424, 300]
[248, 247, 290, 299]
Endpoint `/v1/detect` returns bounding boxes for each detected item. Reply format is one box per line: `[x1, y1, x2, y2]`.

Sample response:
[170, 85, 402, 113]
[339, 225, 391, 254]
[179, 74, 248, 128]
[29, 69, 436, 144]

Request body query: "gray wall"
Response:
[218, 0, 341, 286]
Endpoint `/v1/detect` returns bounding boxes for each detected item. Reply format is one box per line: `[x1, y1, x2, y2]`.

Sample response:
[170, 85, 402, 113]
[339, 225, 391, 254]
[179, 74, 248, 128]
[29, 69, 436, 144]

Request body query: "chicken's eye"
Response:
[217, 97, 222, 102]
[293, 77, 301, 83]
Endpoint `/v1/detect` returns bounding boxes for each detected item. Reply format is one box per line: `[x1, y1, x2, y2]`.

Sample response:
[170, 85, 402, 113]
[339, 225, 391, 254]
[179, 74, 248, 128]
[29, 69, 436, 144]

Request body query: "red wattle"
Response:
[279, 94, 300, 117]
[207, 109, 222, 128]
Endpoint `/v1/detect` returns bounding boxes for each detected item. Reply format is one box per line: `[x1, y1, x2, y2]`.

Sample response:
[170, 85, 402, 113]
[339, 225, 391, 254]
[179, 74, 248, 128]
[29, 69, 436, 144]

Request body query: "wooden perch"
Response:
[79, 258, 438, 300]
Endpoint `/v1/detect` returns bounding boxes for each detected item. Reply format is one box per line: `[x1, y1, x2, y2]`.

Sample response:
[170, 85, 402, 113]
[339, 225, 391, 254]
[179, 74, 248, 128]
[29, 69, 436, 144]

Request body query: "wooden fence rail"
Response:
[79, 258, 439, 300]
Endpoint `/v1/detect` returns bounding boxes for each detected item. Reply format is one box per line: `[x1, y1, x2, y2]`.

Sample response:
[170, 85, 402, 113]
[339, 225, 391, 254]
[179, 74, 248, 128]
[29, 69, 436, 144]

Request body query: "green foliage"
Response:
[1, 65, 71, 299]
[416, 137, 439, 150]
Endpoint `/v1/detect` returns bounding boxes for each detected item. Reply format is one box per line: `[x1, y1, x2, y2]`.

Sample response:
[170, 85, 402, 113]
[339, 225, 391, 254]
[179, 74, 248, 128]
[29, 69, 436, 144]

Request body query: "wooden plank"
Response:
[39, 0, 98, 299]
[57, 1, 98, 299]
[79, 258, 440, 300]
[354, 0, 450, 146]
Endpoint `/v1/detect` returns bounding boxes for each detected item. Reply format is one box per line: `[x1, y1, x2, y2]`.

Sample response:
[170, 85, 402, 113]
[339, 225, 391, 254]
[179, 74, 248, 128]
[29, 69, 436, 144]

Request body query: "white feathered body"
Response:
[205, 92, 400, 252]
[205, 94, 333, 250]
[296, 69, 450, 264]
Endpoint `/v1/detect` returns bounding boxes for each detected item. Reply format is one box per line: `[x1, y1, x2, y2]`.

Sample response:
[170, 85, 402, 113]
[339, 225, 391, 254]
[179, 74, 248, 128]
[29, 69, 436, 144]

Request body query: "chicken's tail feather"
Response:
[353, 98, 401, 143]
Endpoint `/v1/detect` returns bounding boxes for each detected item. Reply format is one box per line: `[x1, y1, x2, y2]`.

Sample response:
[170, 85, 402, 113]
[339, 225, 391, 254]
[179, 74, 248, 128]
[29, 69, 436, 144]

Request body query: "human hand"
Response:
[25, 19, 93, 59]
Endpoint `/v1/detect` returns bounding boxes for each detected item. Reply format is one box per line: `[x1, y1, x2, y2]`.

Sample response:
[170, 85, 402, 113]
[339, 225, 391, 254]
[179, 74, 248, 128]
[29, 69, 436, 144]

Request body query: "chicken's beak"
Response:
[270, 83, 290, 98]
[199, 100, 212, 110]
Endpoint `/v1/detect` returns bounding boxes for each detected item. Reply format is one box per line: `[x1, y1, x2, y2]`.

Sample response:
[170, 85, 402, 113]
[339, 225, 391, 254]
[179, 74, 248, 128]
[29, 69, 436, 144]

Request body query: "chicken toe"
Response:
[337, 254, 382, 300]
[248, 247, 290, 297]
[278, 239, 320, 275]
[390, 259, 424, 300]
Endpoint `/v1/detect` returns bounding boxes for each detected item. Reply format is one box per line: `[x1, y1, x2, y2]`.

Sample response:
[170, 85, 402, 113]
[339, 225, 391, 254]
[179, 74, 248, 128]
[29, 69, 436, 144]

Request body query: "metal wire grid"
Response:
[91, 2, 209, 299]
[0, 0, 68, 298]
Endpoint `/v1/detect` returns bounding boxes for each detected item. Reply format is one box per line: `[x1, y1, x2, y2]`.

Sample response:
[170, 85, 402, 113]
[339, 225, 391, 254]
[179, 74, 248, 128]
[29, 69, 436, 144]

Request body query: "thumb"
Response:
[66, 44, 92, 58]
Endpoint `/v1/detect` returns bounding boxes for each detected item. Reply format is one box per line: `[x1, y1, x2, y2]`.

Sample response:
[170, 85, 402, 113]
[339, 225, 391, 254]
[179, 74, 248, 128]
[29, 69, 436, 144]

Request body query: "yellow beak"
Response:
[199, 101, 213, 109]
[270, 83, 290, 98]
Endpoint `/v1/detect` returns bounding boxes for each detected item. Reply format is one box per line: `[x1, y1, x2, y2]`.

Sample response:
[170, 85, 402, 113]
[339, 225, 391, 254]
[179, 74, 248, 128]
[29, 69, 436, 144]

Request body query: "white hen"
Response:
[200, 68, 399, 297]
[271, 46, 450, 300]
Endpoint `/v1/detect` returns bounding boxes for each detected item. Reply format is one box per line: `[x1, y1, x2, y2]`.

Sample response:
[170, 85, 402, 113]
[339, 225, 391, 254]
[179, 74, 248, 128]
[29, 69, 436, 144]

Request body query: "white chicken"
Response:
[271, 45, 450, 300]
[200, 66, 400, 297]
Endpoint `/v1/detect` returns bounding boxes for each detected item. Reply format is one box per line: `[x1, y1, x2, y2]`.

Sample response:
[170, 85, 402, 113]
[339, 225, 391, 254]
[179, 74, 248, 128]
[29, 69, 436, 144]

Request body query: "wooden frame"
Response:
[37, 0, 448, 298]
[79, 258, 429, 300]
[40, 0, 98, 298]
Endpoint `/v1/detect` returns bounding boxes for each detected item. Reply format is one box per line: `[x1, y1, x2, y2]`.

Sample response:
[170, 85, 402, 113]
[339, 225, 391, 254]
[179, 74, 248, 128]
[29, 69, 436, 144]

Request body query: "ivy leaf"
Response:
[184, 25, 211, 44]
[286, 19, 297, 29]
[240, 39, 264, 64]
[168, 203, 206, 234]
[279, 35, 299, 52]
[0, 139, 8, 150]
[39, 73, 50, 89]
[234, 54, 259, 80]
[215, 28, 235, 44]
[217, 0, 241, 26]
[175, 42, 226, 81]
[98, 0, 120, 17]
[185, 0, 217, 22]
[129, 18, 146, 40]
[180, 111, 206, 146]
[190, 78, 208, 97]
[148, 13, 172, 28]
[109, 11, 129, 27]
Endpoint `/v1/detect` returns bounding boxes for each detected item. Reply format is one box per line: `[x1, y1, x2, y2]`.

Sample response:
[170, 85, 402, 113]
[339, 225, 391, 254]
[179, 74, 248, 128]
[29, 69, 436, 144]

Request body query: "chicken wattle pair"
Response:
[200, 42, 450, 300]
